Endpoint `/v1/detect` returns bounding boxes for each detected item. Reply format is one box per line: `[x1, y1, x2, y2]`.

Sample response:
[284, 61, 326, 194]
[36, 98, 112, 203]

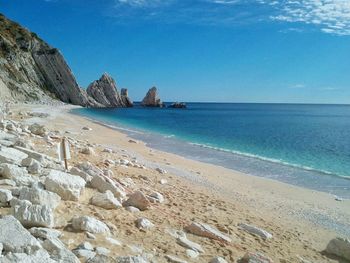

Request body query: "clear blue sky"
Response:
[1, 0, 350, 103]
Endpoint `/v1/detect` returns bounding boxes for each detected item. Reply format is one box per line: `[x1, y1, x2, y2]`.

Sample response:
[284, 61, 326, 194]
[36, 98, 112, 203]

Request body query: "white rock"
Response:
[90, 190, 122, 209]
[126, 206, 140, 213]
[165, 255, 188, 263]
[135, 218, 154, 231]
[15, 146, 52, 165]
[159, 179, 168, 185]
[73, 249, 96, 260]
[0, 189, 12, 203]
[115, 256, 149, 263]
[124, 191, 151, 211]
[80, 147, 95, 155]
[29, 227, 62, 239]
[326, 237, 350, 261]
[76, 161, 103, 177]
[0, 147, 28, 165]
[43, 237, 80, 263]
[0, 163, 36, 187]
[102, 148, 113, 153]
[186, 249, 199, 259]
[19, 187, 61, 209]
[72, 216, 110, 234]
[27, 159, 42, 174]
[0, 249, 56, 263]
[82, 126, 92, 131]
[90, 174, 126, 199]
[76, 241, 94, 251]
[12, 201, 54, 228]
[86, 232, 96, 239]
[105, 237, 122, 246]
[177, 235, 204, 253]
[45, 170, 86, 201]
[0, 179, 16, 186]
[28, 123, 47, 136]
[148, 192, 164, 203]
[185, 222, 232, 243]
[70, 167, 92, 183]
[241, 252, 273, 263]
[238, 223, 272, 240]
[0, 215, 41, 253]
[210, 257, 228, 263]
[95, 247, 110, 255]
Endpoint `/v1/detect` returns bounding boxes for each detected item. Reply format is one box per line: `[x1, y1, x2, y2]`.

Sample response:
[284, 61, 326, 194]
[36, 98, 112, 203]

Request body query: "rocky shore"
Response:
[0, 103, 349, 263]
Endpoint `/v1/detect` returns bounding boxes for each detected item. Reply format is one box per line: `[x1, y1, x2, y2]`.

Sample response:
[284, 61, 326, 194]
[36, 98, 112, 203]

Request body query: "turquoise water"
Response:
[73, 103, 350, 198]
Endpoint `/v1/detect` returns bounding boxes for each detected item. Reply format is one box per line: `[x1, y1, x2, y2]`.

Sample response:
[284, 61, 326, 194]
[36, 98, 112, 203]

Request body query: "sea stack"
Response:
[86, 73, 133, 108]
[141, 87, 164, 107]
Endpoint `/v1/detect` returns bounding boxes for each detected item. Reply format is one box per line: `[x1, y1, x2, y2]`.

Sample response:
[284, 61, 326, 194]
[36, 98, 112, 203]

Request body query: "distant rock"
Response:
[141, 87, 164, 107]
[124, 191, 151, 211]
[72, 216, 110, 234]
[238, 223, 272, 240]
[87, 73, 133, 108]
[185, 222, 232, 243]
[168, 102, 187, 109]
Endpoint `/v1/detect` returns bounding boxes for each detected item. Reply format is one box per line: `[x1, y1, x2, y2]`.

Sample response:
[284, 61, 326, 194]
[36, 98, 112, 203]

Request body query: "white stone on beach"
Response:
[177, 235, 204, 253]
[0, 189, 13, 203]
[12, 201, 54, 228]
[165, 255, 188, 263]
[0, 249, 56, 263]
[90, 190, 122, 209]
[80, 147, 95, 155]
[102, 148, 113, 153]
[45, 170, 86, 201]
[124, 191, 151, 211]
[148, 192, 165, 203]
[73, 249, 96, 261]
[126, 206, 140, 213]
[0, 215, 41, 253]
[82, 126, 92, 131]
[72, 216, 110, 234]
[241, 252, 273, 263]
[210, 257, 228, 263]
[326, 237, 350, 261]
[186, 249, 199, 259]
[90, 174, 126, 199]
[115, 256, 148, 263]
[159, 179, 168, 185]
[0, 163, 37, 187]
[0, 147, 28, 165]
[238, 223, 273, 240]
[70, 167, 93, 183]
[135, 218, 154, 231]
[29, 227, 62, 239]
[19, 187, 61, 209]
[43, 237, 80, 263]
[95, 247, 110, 255]
[185, 222, 232, 243]
[105, 237, 122, 246]
[76, 161, 103, 177]
[156, 167, 167, 174]
[0, 179, 16, 186]
[28, 123, 47, 136]
[15, 146, 51, 164]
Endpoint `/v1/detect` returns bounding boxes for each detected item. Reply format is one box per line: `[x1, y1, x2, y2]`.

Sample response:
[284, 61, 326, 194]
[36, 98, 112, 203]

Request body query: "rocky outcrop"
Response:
[87, 73, 133, 108]
[141, 87, 164, 107]
[0, 14, 134, 108]
[0, 14, 100, 107]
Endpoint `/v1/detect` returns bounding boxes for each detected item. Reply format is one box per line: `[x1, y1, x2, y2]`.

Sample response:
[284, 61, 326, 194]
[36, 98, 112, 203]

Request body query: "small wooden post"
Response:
[62, 137, 68, 170]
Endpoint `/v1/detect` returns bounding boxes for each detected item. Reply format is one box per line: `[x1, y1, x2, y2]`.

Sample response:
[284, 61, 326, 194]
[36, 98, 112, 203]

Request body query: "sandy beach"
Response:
[1, 103, 350, 263]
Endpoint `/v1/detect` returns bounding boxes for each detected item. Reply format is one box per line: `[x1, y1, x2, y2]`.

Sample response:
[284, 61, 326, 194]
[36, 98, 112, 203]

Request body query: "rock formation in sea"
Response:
[141, 87, 164, 107]
[0, 14, 132, 108]
[87, 73, 133, 108]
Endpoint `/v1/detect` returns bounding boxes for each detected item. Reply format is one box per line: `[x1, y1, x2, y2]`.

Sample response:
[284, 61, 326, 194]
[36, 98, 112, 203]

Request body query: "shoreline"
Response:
[71, 108, 350, 199]
[6, 103, 350, 262]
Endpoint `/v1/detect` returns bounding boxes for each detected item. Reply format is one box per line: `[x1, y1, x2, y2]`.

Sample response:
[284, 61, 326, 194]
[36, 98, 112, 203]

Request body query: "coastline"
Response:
[8, 103, 350, 262]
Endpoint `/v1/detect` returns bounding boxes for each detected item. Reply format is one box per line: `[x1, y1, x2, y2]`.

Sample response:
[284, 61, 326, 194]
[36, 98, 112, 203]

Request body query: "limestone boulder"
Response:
[0, 249, 56, 263]
[90, 190, 122, 209]
[12, 200, 54, 228]
[0, 147, 28, 165]
[0, 215, 42, 253]
[135, 218, 154, 231]
[0, 163, 37, 187]
[43, 237, 80, 263]
[90, 174, 126, 199]
[72, 216, 110, 234]
[240, 252, 273, 263]
[28, 123, 47, 136]
[29, 227, 62, 240]
[238, 223, 272, 240]
[185, 222, 232, 243]
[0, 189, 13, 203]
[19, 187, 61, 209]
[45, 170, 86, 201]
[124, 191, 151, 211]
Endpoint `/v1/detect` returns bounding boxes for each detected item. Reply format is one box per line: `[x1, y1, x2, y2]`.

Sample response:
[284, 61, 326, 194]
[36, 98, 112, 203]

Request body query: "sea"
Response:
[72, 103, 350, 199]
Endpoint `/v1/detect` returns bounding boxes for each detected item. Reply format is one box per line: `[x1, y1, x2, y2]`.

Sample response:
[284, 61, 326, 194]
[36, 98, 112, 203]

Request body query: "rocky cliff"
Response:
[0, 14, 132, 108]
[87, 73, 133, 108]
[141, 87, 164, 107]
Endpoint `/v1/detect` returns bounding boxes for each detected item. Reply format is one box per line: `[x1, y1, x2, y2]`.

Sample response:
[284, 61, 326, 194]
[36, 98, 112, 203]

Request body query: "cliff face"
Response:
[0, 14, 100, 106]
[141, 87, 164, 107]
[0, 14, 133, 108]
[87, 73, 133, 108]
